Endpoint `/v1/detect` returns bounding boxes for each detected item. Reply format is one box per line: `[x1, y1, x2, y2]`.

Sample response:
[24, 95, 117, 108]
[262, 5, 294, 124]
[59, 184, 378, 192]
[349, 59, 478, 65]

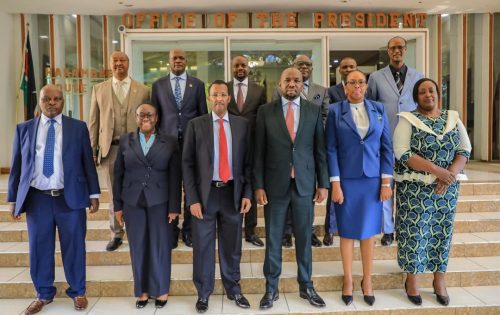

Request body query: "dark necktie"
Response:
[174, 77, 182, 108]
[236, 82, 244, 113]
[43, 119, 56, 178]
[218, 119, 230, 183]
[395, 71, 403, 94]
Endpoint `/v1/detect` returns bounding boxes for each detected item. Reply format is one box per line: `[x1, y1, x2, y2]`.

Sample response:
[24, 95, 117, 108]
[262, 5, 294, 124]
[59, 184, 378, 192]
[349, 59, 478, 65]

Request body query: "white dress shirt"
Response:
[212, 112, 233, 181]
[112, 76, 131, 98]
[170, 71, 187, 98]
[281, 96, 301, 133]
[233, 77, 248, 103]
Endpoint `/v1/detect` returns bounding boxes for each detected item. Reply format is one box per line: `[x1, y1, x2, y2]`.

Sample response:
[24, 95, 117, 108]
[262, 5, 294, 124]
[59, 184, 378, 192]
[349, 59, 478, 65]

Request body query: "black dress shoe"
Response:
[299, 287, 326, 307]
[282, 234, 292, 248]
[172, 237, 178, 249]
[245, 234, 264, 247]
[311, 233, 322, 247]
[182, 233, 193, 247]
[106, 237, 123, 251]
[259, 291, 279, 309]
[155, 299, 168, 308]
[227, 293, 250, 309]
[405, 279, 422, 306]
[381, 233, 394, 246]
[361, 280, 375, 306]
[323, 233, 334, 246]
[135, 298, 149, 309]
[341, 283, 353, 306]
[195, 297, 209, 313]
[433, 280, 450, 306]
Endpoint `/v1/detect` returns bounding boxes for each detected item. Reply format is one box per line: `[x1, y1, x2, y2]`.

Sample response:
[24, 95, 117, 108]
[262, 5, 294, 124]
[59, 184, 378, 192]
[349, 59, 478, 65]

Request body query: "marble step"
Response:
[0, 286, 499, 314]
[1, 194, 500, 223]
[0, 232, 499, 267]
[0, 257, 499, 298]
[1, 212, 499, 242]
[1, 181, 500, 206]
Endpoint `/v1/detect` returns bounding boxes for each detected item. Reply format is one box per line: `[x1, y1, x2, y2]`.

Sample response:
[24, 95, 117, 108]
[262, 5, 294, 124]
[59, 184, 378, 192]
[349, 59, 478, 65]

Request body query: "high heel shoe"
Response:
[135, 296, 150, 309]
[361, 280, 375, 306]
[433, 280, 450, 306]
[155, 298, 168, 308]
[404, 279, 422, 306]
[341, 283, 353, 306]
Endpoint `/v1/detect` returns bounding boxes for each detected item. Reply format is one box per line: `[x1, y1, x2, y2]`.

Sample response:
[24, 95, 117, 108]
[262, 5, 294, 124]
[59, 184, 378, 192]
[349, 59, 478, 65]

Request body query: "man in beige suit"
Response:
[89, 51, 150, 251]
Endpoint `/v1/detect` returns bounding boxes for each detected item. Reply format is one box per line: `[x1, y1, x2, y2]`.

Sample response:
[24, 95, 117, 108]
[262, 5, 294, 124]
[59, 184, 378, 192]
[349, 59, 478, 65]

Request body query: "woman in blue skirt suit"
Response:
[325, 70, 394, 306]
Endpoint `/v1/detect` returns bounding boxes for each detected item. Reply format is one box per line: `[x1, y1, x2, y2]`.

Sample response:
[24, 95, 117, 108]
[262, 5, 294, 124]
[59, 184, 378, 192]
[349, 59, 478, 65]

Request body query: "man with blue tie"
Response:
[7, 85, 100, 315]
[183, 80, 252, 313]
[151, 48, 208, 248]
[367, 36, 424, 246]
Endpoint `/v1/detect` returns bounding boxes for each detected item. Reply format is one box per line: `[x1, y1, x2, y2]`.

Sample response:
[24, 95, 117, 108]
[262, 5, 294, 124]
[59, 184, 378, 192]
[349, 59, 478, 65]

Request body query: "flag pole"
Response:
[15, 22, 29, 122]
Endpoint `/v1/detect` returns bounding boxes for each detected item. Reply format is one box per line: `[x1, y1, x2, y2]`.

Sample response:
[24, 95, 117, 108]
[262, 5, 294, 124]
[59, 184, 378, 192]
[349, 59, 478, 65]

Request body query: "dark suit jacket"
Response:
[328, 83, 346, 104]
[253, 99, 329, 197]
[7, 115, 100, 216]
[182, 114, 252, 211]
[227, 80, 267, 132]
[325, 100, 393, 179]
[113, 131, 182, 212]
[151, 74, 208, 139]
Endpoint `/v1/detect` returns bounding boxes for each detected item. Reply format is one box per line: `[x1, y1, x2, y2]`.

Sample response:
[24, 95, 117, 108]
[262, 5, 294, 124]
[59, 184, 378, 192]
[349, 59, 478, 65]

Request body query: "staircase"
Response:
[0, 180, 499, 314]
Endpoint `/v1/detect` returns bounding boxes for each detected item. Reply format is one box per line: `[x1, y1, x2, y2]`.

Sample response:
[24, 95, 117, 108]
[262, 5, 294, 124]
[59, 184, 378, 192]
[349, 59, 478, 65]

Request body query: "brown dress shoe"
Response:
[24, 299, 52, 315]
[73, 295, 88, 311]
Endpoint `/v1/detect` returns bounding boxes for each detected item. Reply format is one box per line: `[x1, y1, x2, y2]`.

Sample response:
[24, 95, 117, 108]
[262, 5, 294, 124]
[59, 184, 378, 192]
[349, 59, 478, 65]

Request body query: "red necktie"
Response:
[285, 102, 295, 178]
[236, 83, 244, 113]
[218, 119, 230, 183]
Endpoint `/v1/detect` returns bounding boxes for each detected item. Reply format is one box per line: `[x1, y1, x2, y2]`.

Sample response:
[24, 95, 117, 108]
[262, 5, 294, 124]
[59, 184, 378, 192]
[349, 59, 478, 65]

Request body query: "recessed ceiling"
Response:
[0, 0, 499, 15]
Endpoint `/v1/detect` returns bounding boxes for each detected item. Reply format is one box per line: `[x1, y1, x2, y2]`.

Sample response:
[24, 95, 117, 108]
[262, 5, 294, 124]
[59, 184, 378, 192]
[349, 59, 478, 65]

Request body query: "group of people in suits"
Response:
[7, 35, 471, 314]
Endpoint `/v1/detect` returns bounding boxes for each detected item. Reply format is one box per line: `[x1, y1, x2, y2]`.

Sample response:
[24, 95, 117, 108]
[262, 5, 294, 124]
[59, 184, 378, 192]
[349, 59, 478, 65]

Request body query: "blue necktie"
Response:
[43, 119, 56, 178]
[174, 77, 182, 109]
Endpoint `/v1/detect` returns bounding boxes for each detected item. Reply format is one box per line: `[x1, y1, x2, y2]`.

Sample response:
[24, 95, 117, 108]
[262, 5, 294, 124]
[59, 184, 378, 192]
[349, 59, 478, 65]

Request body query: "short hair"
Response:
[387, 36, 407, 48]
[135, 103, 157, 114]
[412, 78, 441, 103]
[339, 56, 357, 65]
[345, 70, 367, 81]
[208, 80, 229, 94]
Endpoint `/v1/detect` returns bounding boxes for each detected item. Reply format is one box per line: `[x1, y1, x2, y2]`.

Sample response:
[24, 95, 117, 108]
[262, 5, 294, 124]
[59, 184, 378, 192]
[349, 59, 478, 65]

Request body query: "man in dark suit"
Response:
[227, 55, 267, 247]
[323, 56, 358, 246]
[7, 85, 100, 315]
[183, 80, 252, 313]
[328, 57, 357, 103]
[254, 68, 329, 309]
[151, 48, 208, 248]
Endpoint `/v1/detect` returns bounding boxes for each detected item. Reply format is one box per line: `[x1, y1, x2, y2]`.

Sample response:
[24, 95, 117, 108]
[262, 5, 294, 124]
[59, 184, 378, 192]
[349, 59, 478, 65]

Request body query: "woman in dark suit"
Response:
[113, 103, 182, 309]
[325, 70, 394, 306]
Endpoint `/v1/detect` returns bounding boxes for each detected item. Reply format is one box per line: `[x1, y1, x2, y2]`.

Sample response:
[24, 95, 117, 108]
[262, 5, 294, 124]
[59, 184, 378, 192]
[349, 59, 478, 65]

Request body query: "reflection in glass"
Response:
[492, 13, 500, 159]
[36, 15, 50, 88]
[441, 15, 451, 110]
[466, 14, 475, 159]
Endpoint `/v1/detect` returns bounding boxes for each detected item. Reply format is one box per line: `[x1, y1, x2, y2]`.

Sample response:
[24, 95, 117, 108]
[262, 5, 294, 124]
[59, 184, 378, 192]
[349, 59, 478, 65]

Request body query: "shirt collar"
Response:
[112, 76, 131, 85]
[234, 77, 248, 86]
[41, 113, 62, 125]
[281, 96, 301, 108]
[171, 72, 187, 80]
[303, 80, 309, 87]
[389, 64, 407, 77]
[212, 111, 229, 122]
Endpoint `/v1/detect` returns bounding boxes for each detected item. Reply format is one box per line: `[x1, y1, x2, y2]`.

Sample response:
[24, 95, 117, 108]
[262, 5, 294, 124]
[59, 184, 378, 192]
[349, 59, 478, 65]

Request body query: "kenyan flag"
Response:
[20, 31, 37, 120]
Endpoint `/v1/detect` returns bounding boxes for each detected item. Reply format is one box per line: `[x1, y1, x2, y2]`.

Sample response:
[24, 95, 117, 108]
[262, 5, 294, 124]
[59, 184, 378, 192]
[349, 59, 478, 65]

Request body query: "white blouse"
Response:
[350, 101, 369, 139]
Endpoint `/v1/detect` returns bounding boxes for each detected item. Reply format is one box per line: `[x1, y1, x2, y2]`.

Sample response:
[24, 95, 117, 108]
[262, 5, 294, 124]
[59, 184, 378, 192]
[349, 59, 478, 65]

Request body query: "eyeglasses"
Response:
[136, 113, 156, 120]
[346, 80, 367, 86]
[295, 61, 312, 68]
[41, 97, 63, 102]
[210, 93, 229, 98]
[388, 45, 406, 51]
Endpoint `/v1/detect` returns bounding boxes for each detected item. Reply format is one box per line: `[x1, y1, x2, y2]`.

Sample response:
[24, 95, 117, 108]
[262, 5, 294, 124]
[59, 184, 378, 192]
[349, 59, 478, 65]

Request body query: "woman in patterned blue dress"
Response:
[393, 78, 471, 306]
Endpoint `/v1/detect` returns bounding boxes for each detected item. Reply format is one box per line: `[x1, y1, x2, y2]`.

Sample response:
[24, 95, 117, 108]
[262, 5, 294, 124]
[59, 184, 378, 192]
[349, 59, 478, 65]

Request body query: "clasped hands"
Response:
[330, 181, 393, 204]
[189, 198, 252, 220]
[255, 188, 327, 206]
[114, 210, 179, 226]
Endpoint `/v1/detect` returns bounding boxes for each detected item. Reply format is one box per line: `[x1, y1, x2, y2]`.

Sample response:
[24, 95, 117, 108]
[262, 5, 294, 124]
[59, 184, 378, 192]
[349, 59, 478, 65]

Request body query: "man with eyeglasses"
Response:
[367, 36, 424, 246]
[8, 85, 100, 314]
[272, 55, 330, 248]
[183, 80, 252, 313]
[152, 48, 208, 248]
[227, 55, 267, 248]
[89, 51, 150, 252]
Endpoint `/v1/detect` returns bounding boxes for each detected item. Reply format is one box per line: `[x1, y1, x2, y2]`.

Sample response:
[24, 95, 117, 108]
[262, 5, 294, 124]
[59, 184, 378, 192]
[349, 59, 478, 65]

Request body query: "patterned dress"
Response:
[395, 110, 470, 273]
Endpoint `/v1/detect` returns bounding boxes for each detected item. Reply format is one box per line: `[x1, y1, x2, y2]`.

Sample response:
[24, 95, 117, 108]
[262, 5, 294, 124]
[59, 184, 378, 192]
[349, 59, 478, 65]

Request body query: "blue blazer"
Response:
[325, 100, 393, 179]
[328, 83, 346, 104]
[7, 115, 100, 216]
[151, 74, 208, 139]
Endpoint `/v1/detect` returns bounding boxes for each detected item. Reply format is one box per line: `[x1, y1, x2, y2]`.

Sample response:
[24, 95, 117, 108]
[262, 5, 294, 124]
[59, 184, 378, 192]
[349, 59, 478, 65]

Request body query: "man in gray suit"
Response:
[227, 55, 267, 247]
[367, 36, 424, 246]
[272, 54, 330, 248]
[183, 80, 252, 313]
[255, 68, 329, 309]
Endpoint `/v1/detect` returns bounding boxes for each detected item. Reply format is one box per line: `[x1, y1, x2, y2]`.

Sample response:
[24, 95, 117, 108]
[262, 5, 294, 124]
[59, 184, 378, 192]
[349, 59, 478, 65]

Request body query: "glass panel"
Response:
[441, 14, 451, 110]
[130, 39, 224, 91]
[466, 14, 475, 159]
[328, 51, 380, 87]
[107, 15, 122, 54]
[35, 15, 50, 88]
[230, 39, 323, 100]
[492, 13, 500, 159]
[89, 16, 104, 72]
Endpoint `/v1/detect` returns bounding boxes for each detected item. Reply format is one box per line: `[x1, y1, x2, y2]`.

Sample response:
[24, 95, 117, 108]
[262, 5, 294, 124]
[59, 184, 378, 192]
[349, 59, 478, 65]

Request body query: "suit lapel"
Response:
[205, 115, 214, 165]
[340, 101, 360, 138]
[127, 80, 138, 113]
[143, 132, 162, 162]
[402, 68, 414, 96]
[382, 66, 399, 95]
[274, 100, 292, 143]
[295, 99, 307, 140]
[165, 74, 177, 109]
[182, 75, 194, 108]
[28, 118, 40, 161]
[61, 116, 71, 168]
[130, 131, 150, 166]
[229, 116, 239, 173]
[241, 83, 255, 114]
[364, 100, 378, 138]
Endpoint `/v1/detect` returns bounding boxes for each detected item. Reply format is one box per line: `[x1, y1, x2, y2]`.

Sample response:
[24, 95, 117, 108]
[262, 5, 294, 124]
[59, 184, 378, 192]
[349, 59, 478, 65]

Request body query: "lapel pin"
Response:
[313, 94, 320, 100]
[377, 114, 382, 121]
[189, 83, 193, 88]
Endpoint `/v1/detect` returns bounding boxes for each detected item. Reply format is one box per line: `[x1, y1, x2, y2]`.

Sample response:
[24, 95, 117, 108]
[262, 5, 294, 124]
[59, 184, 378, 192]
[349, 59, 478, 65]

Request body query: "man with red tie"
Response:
[183, 80, 253, 313]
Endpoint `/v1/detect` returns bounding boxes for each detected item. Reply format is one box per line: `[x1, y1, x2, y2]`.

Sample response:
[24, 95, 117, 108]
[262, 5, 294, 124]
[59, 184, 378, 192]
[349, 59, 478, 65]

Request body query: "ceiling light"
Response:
[39, 35, 48, 39]
[441, 13, 449, 17]
[112, 40, 119, 44]
[72, 14, 77, 18]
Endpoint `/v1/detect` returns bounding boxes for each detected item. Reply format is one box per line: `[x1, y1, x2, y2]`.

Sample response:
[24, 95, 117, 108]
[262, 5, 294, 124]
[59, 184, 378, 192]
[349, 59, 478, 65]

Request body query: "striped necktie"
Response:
[395, 71, 403, 94]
